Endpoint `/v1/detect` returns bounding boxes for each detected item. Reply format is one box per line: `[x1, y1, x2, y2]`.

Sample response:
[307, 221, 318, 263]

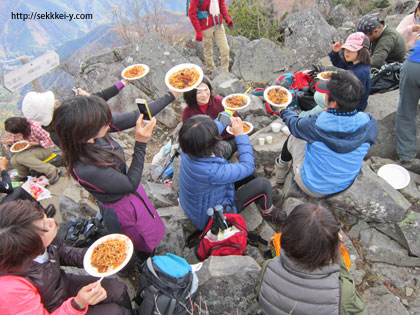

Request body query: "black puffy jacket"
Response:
[9, 238, 87, 312]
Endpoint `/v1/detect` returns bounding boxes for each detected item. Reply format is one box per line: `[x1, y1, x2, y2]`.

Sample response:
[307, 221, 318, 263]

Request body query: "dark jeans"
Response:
[64, 273, 132, 315]
[234, 171, 273, 212]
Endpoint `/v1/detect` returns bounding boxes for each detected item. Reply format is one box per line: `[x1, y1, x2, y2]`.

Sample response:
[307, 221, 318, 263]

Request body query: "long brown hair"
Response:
[0, 200, 46, 272]
[281, 203, 342, 271]
[52, 95, 123, 173]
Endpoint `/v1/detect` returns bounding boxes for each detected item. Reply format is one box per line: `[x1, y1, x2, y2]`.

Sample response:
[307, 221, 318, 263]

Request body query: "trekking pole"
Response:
[207, 207, 219, 235]
[214, 205, 228, 230]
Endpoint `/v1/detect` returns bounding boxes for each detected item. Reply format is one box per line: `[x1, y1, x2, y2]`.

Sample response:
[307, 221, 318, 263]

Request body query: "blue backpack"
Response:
[186, 0, 208, 19]
[135, 254, 198, 315]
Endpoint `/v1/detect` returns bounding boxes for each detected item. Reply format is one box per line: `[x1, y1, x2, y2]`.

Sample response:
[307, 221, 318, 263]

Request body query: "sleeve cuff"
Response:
[116, 81, 125, 91]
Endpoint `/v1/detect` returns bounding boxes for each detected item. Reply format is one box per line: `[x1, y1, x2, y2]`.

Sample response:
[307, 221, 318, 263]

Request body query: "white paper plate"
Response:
[83, 234, 134, 278]
[226, 121, 253, 135]
[10, 140, 30, 153]
[222, 94, 251, 111]
[316, 71, 336, 81]
[377, 164, 410, 190]
[121, 64, 150, 80]
[263, 86, 292, 109]
[164, 63, 204, 92]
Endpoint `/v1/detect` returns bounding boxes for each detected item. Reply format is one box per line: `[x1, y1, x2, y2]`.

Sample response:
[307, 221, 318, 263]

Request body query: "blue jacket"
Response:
[179, 121, 254, 230]
[281, 109, 378, 195]
[408, 40, 420, 63]
[329, 51, 371, 112]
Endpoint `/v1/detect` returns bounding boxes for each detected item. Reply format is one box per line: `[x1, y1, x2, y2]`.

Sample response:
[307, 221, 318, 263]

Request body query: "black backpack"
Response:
[370, 62, 403, 94]
[57, 217, 109, 248]
[135, 254, 198, 315]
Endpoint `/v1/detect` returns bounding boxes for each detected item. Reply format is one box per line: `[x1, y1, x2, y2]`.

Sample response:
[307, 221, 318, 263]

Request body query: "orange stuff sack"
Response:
[269, 232, 351, 270]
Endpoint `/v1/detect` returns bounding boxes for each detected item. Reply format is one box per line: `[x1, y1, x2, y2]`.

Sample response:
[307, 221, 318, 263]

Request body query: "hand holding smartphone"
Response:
[217, 112, 232, 126]
[136, 98, 153, 121]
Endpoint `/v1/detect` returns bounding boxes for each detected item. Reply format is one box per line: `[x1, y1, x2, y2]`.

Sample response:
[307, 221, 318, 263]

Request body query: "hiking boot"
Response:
[274, 157, 291, 184]
[48, 168, 62, 185]
[262, 206, 287, 225]
[45, 204, 56, 218]
[272, 189, 285, 207]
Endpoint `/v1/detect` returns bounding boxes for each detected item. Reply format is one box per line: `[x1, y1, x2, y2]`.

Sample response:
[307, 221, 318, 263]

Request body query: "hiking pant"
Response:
[64, 273, 131, 315]
[281, 135, 327, 198]
[396, 60, 420, 161]
[10, 146, 55, 177]
[202, 24, 230, 71]
[234, 170, 273, 212]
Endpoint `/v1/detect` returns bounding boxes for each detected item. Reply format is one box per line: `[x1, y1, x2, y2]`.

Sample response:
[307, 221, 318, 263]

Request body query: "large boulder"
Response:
[329, 4, 353, 28]
[362, 282, 411, 315]
[282, 9, 337, 67]
[397, 210, 420, 257]
[231, 38, 299, 85]
[196, 256, 261, 315]
[326, 163, 411, 223]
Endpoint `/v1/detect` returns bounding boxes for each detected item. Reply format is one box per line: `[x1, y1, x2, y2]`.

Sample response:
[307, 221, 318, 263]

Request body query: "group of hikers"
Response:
[0, 1, 419, 314]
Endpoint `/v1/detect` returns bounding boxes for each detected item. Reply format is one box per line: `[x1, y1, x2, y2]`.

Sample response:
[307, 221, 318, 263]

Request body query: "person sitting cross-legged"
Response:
[274, 71, 378, 197]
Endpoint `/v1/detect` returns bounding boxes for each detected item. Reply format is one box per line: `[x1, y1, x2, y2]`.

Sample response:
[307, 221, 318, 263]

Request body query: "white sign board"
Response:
[3, 51, 60, 92]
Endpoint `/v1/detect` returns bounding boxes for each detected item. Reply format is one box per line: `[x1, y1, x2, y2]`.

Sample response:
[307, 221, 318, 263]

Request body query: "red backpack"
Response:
[195, 213, 248, 261]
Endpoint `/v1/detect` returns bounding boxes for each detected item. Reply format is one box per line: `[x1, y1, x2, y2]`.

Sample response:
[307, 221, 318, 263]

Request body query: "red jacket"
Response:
[188, 0, 231, 33]
[0, 275, 87, 315]
[182, 95, 237, 140]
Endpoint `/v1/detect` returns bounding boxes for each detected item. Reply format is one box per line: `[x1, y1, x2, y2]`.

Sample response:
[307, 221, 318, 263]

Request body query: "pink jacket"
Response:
[397, 13, 419, 50]
[0, 276, 87, 315]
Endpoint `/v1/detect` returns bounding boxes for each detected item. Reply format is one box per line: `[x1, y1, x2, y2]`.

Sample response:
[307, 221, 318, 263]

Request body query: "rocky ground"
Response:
[37, 80, 419, 314]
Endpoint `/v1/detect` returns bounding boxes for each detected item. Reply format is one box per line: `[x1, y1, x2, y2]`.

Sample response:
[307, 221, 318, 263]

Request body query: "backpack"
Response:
[195, 213, 248, 261]
[369, 62, 403, 94]
[135, 254, 198, 315]
[186, 0, 207, 19]
[57, 217, 109, 248]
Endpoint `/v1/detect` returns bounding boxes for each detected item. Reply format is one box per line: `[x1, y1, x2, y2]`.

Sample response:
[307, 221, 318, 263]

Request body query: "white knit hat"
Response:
[22, 91, 55, 126]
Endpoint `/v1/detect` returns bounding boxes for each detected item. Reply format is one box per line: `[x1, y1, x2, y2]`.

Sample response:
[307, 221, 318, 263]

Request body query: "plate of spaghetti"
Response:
[83, 234, 134, 277]
[264, 86, 292, 109]
[10, 140, 30, 153]
[165, 63, 203, 92]
[121, 64, 150, 80]
[316, 71, 336, 81]
[226, 121, 254, 135]
[222, 94, 251, 111]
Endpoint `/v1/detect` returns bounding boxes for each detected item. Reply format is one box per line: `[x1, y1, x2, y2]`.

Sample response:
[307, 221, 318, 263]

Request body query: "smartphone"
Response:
[135, 98, 152, 121]
[217, 112, 232, 126]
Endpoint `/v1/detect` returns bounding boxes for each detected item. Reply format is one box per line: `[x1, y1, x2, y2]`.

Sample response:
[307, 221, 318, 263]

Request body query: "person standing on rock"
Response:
[52, 91, 178, 261]
[396, 37, 420, 164]
[256, 203, 365, 314]
[274, 71, 378, 197]
[188, 0, 233, 72]
[357, 14, 406, 69]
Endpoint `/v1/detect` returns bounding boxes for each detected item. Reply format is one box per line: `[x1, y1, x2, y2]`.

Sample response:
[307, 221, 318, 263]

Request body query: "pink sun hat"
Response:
[341, 32, 370, 52]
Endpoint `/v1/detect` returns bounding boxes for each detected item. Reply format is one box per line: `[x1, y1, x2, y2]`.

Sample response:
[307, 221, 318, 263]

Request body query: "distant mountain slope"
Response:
[0, 0, 119, 59]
